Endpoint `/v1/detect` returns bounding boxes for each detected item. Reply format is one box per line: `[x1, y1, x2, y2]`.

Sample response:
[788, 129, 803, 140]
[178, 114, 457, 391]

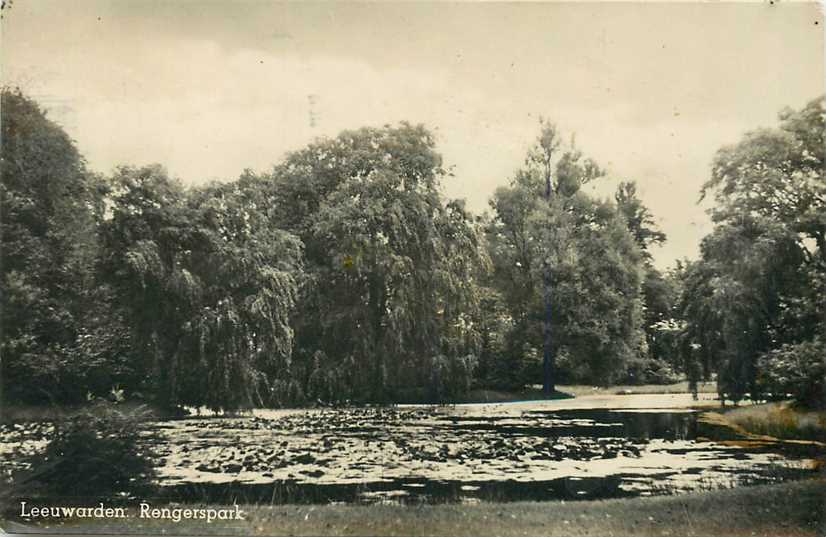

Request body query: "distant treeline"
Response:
[2, 88, 823, 410]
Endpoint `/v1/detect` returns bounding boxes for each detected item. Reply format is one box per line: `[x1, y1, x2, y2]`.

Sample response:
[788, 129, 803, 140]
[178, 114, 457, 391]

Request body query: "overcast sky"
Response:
[2, 1, 824, 268]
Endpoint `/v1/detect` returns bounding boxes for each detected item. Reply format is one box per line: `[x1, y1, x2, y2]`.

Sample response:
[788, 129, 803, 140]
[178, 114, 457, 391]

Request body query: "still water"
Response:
[0, 395, 816, 504]
[145, 397, 815, 504]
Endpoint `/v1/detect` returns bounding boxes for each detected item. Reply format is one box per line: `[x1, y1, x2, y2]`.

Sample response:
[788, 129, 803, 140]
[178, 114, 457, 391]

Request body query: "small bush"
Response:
[10, 399, 156, 500]
[757, 337, 826, 409]
[428, 354, 477, 401]
[623, 357, 682, 385]
[552, 347, 592, 385]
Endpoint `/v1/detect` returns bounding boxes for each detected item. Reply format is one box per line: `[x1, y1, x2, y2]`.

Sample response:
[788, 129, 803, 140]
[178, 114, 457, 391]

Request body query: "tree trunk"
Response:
[368, 273, 387, 401]
[542, 264, 554, 395]
[542, 157, 555, 396]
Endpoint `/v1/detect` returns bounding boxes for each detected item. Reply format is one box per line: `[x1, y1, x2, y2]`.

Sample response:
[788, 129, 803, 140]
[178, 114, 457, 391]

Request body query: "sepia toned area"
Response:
[1, 1, 824, 536]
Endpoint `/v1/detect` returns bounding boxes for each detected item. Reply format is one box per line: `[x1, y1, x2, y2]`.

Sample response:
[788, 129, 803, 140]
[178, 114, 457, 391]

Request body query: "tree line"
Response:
[677, 97, 825, 406]
[2, 88, 823, 411]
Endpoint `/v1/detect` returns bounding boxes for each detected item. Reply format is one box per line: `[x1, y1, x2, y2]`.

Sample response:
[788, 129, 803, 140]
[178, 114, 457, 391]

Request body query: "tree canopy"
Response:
[262, 124, 488, 402]
[1, 88, 118, 404]
[679, 96, 825, 403]
[484, 123, 646, 387]
[4, 86, 822, 411]
[99, 166, 303, 410]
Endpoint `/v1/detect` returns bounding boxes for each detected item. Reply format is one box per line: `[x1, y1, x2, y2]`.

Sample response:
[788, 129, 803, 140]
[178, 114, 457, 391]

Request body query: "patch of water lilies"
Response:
[1, 403, 816, 504]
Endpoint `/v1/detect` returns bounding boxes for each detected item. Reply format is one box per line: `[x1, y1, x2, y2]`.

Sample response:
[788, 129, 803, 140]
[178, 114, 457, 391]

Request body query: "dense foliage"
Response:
[2, 87, 822, 410]
[483, 124, 647, 387]
[260, 124, 488, 402]
[99, 167, 303, 410]
[758, 338, 826, 409]
[1, 89, 135, 405]
[677, 96, 825, 405]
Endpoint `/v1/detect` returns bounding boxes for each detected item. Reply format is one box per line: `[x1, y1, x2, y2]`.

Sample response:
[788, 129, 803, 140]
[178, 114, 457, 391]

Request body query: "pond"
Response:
[1, 394, 817, 505]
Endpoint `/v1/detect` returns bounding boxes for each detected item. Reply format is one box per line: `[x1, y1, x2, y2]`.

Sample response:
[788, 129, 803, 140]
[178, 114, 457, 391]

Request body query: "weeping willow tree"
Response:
[180, 179, 303, 410]
[100, 166, 302, 411]
[262, 123, 489, 402]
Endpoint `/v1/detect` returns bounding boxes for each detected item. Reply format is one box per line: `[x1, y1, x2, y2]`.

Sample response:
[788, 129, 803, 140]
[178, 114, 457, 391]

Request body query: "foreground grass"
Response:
[238, 479, 826, 537]
[4, 479, 824, 536]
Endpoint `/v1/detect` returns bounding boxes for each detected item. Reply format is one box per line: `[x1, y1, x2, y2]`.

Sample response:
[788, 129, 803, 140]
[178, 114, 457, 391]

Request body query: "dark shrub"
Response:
[428, 354, 477, 401]
[10, 400, 156, 500]
[757, 338, 826, 409]
[624, 357, 682, 385]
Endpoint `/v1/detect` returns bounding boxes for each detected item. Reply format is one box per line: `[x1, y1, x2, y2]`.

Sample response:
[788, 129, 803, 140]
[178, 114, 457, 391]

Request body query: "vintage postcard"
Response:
[1, 1, 824, 536]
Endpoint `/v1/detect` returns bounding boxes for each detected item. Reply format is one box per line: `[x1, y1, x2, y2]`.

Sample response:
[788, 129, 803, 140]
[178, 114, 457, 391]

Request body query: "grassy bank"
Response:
[697, 402, 826, 445]
[560, 380, 718, 397]
[1, 382, 718, 420]
[2, 384, 766, 432]
[438, 381, 718, 404]
[720, 401, 826, 442]
[4, 478, 823, 536]
[696, 401, 826, 465]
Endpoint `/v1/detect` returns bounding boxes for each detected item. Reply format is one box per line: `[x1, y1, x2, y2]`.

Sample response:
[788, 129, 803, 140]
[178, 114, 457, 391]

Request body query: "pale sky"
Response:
[2, 1, 824, 268]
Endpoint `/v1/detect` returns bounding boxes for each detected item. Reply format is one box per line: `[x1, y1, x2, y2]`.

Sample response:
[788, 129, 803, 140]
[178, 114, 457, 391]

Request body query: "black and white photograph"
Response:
[0, 1, 824, 536]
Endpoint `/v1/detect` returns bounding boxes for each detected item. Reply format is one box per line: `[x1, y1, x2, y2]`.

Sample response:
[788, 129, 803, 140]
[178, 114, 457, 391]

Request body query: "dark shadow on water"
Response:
[438, 409, 697, 440]
[544, 409, 699, 440]
[159, 475, 635, 505]
[157, 467, 816, 506]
